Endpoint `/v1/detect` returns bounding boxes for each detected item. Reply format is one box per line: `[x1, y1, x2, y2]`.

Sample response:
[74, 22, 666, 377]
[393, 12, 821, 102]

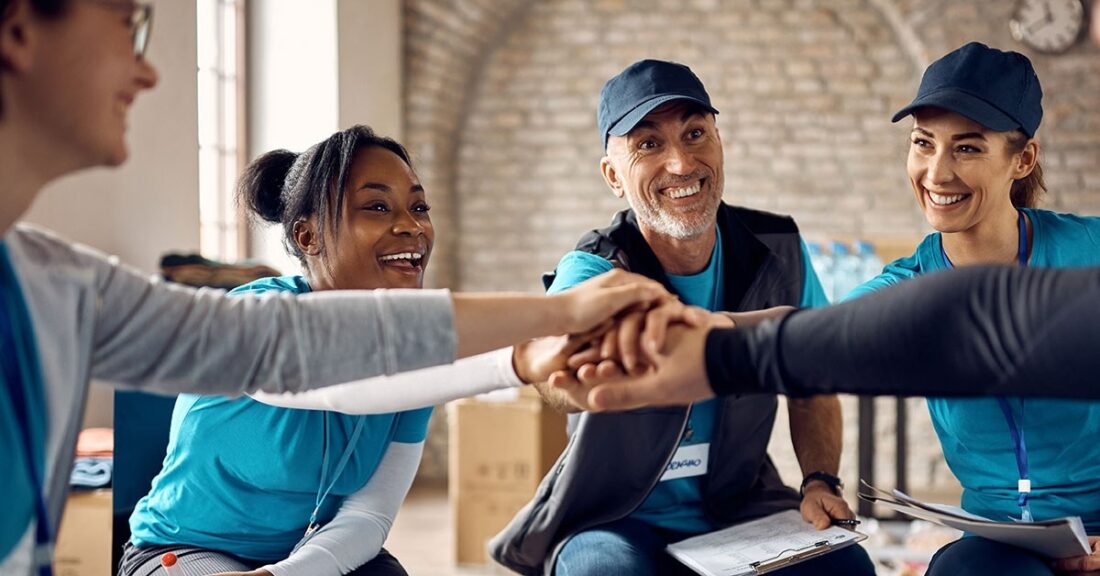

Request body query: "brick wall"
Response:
[405, 0, 1100, 495]
[403, 0, 534, 292]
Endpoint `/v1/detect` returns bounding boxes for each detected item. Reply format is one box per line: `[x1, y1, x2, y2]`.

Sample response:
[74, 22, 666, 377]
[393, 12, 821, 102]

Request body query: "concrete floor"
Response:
[387, 483, 513, 575]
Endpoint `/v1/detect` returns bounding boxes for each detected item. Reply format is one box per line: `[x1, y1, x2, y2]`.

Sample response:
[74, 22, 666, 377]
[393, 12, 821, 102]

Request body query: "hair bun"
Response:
[238, 149, 298, 224]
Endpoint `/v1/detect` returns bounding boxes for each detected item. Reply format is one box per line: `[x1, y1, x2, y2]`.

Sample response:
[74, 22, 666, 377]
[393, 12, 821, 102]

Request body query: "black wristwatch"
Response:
[800, 471, 844, 497]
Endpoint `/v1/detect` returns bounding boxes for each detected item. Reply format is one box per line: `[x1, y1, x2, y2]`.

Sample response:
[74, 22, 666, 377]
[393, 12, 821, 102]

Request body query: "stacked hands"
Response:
[511, 268, 718, 412]
[512, 269, 851, 530]
[515, 268, 796, 413]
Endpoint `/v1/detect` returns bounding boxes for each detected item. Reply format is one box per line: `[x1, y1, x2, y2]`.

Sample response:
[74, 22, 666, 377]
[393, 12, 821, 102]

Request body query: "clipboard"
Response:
[858, 480, 1091, 560]
[748, 539, 843, 574]
[666, 510, 867, 576]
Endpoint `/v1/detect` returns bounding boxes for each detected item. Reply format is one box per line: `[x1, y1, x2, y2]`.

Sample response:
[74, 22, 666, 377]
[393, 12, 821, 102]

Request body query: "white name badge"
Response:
[660, 443, 710, 482]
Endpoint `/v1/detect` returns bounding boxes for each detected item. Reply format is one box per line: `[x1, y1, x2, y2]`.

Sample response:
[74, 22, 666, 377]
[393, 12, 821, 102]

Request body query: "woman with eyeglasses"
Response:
[0, 2, 673, 575]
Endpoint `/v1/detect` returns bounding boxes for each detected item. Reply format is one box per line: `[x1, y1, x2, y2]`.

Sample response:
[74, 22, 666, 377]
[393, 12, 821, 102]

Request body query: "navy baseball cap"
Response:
[892, 42, 1043, 137]
[598, 59, 719, 149]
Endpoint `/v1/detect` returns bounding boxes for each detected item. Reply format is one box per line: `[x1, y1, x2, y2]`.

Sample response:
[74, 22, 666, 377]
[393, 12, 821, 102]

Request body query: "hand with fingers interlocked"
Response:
[543, 306, 796, 412]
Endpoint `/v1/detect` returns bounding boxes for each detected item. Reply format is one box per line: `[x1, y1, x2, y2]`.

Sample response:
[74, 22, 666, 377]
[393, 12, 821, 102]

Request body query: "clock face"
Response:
[1010, 0, 1085, 53]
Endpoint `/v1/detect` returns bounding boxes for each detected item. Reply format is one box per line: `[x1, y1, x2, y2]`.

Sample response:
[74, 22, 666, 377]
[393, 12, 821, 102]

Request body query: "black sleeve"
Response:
[705, 265, 1100, 399]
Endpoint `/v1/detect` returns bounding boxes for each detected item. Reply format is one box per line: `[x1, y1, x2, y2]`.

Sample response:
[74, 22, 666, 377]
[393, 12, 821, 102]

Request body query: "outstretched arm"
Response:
[709, 265, 1100, 399]
[581, 266, 1100, 410]
[51, 210, 663, 400]
[250, 349, 523, 414]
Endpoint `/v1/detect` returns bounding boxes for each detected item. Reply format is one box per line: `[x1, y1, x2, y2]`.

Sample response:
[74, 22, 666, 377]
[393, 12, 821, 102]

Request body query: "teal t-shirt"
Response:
[128, 276, 433, 561]
[0, 242, 47, 561]
[547, 231, 827, 534]
[845, 208, 1100, 531]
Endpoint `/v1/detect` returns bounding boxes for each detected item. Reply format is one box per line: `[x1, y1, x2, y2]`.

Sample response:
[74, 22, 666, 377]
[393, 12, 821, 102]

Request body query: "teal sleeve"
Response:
[392, 407, 433, 443]
[546, 251, 615, 295]
[798, 240, 830, 309]
[842, 274, 898, 302]
[227, 275, 309, 296]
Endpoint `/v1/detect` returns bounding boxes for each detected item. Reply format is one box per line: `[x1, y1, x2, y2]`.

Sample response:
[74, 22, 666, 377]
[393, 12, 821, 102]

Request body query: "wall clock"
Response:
[1010, 0, 1085, 53]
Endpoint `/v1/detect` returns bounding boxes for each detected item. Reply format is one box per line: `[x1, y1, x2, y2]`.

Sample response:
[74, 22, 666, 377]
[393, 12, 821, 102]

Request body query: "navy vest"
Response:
[494, 203, 810, 575]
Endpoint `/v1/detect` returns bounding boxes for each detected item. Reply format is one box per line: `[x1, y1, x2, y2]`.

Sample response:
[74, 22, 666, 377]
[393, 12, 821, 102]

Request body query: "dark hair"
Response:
[0, 0, 68, 20]
[1005, 129, 1045, 208]
[1, 0, 70, 116]
[238, 124, 414, 266]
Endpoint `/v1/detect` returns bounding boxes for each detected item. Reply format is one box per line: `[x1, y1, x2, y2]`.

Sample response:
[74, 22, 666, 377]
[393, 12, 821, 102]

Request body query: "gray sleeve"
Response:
[80, 243, 456, 396]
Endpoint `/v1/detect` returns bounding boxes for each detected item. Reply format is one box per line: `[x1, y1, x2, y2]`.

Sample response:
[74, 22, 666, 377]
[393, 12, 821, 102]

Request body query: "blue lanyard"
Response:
[304, 412, 365, 538]
[941, 211, 1033, 522]
[997, 398, 1033, 522]
[0, 247, 53, 576]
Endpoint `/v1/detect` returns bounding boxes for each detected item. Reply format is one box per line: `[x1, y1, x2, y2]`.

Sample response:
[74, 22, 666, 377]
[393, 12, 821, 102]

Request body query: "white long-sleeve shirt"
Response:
[251, 348, 523, 415]
[262, 441, 422, 576]
[251, 349, 523, 575]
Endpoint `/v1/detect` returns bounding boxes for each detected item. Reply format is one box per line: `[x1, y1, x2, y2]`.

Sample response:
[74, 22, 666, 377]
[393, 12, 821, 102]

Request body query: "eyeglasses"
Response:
[130, 3, 152, 57]
[89, 0, 154, 58]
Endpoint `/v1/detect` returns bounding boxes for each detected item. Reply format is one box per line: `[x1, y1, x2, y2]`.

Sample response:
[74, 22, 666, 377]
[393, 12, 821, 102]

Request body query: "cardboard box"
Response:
[448, 393, 569, 565]
[53, 489, 112, 576]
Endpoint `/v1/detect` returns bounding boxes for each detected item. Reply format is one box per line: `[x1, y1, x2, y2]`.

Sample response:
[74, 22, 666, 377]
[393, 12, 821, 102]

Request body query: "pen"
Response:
[831, 519, 861, 528]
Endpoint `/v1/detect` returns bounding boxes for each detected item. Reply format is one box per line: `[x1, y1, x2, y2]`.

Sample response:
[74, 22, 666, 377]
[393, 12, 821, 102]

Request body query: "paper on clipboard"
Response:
[859, 480, 1091, 560]
[665, 509, 867, 576]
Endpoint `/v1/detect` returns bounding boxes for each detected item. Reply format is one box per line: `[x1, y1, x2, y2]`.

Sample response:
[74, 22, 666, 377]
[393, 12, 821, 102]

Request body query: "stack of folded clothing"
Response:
[160, 253, 281, 290]
[71, 427, 114, 490]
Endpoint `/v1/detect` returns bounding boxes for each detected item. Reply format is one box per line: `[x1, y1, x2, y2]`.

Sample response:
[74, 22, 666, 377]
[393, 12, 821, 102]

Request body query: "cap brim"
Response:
[608, 94, 719, 139]
[891, 88, 1023, 134]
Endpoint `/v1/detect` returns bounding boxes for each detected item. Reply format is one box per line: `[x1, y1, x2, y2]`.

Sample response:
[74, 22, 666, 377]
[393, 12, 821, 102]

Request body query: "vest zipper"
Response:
[546, 405, 693, 568]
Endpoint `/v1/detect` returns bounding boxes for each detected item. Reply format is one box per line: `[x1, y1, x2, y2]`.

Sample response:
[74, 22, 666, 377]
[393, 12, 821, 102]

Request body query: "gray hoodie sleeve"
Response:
[64, 234, 457, 396]
[705, 265, 1100, 400]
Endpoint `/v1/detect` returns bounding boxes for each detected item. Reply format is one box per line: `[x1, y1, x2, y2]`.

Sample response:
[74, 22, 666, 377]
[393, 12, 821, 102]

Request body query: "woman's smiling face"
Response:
[301, 145, 434, 291]
[907, 108, 1025, 234]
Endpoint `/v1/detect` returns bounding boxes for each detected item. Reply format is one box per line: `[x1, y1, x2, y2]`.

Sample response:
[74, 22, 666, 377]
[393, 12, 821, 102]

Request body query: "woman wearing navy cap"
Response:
[842, 42, 1100, 576]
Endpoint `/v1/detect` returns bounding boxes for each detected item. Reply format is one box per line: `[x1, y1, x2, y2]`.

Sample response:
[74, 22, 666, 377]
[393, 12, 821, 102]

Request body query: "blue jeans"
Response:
[554, 517, 876, 576]
[926, 537, 1054, 576]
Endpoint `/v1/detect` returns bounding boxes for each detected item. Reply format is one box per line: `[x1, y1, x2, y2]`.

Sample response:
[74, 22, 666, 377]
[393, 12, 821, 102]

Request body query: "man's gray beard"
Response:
[628, 196, 719, 241]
